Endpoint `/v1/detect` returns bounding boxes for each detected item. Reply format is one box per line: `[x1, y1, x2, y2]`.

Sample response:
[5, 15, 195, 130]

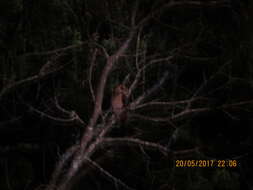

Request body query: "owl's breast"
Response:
[112, 94, 124, 110]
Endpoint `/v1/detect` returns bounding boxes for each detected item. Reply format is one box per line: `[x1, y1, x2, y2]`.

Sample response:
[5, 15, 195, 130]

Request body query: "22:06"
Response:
[217, 160, 237, 167]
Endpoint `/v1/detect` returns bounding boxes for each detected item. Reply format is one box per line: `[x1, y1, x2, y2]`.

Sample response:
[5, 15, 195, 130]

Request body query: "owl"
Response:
[111, 84, 128, 122]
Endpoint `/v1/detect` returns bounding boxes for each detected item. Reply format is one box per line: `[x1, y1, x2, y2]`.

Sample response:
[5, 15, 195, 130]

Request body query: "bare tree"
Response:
[1, 1, 252, 190]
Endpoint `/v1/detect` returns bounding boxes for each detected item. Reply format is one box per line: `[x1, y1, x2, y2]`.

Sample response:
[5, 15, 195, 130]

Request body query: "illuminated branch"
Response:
[102, 137, 170, 156]
[88, 49, 98, 103]
[86, 158, 136, 190]
[130, 71, 169, 109]
[0, 53, 67, 101]
[46, 145, 79, 190]
[128, 55, 173, 98]
[79, 29, 135, 152]
[134, 97, 207, 109]
[57, 29, 136, 190]
[137, 0, 229, 27]
[21, 42, 86, 57]
[28, 105, 85, 126]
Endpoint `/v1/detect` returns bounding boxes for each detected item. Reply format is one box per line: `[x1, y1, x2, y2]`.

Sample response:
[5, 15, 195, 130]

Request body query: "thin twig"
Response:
[88, 49, 98, 103]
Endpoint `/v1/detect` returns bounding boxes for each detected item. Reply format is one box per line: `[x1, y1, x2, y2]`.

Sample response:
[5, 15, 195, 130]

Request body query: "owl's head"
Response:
[114, 84, 128, 96]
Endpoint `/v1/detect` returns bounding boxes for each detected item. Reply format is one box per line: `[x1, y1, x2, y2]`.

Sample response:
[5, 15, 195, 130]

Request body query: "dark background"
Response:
[0, 0, 253, 190]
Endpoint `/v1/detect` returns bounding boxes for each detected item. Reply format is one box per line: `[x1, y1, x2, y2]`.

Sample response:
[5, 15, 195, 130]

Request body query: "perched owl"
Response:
[111, 84, 128, 122]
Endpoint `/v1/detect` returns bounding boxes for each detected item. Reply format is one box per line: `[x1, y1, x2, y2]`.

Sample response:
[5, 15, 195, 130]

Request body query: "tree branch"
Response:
[130, 71, 169, 109]
[102, 137, 170, 156]
[86, 158, 136, 190]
